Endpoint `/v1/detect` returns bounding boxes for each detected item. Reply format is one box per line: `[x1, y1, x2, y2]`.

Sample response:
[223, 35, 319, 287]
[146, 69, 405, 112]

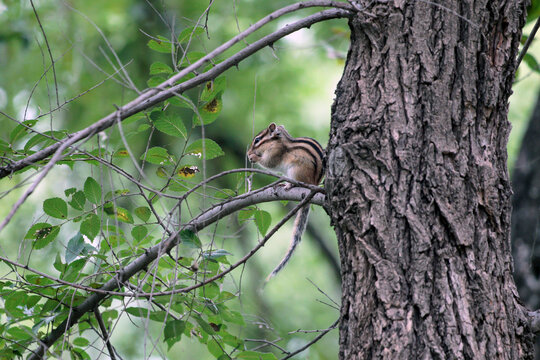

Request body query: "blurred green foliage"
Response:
[0, 0, 347, 358]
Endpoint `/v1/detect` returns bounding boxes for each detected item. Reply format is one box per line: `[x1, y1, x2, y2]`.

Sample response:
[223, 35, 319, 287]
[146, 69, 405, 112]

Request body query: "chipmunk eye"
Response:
[254, 136, 261, 144]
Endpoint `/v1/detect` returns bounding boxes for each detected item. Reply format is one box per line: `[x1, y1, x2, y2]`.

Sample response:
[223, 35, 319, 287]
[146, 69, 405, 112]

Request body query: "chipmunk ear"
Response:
[268, 123, 276, 132]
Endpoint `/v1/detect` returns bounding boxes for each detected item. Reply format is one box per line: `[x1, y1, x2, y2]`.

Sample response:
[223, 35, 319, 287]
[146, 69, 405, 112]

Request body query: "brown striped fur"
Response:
[247, 123, 324, 282]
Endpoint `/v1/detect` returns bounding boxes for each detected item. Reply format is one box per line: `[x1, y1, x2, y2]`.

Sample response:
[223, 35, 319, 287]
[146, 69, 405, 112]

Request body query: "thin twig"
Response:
[30, 0, 60, 106]
[245, 338, 289, 354]
[516, 15, 540, 69]
[280, 319, 339, 360]
[93, 307, 117, 360]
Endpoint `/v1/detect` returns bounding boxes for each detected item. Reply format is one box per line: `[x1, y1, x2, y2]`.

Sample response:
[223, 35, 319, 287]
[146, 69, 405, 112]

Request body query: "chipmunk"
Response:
[247, 123, 324, 281]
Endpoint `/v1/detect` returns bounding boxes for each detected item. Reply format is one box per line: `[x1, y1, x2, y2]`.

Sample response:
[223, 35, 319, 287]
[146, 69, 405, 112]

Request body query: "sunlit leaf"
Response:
[147, 35, 173, 53]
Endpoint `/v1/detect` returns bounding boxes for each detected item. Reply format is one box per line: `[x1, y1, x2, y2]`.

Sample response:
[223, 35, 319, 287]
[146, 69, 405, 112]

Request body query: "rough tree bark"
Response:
[325, 1, 533, 359]
[512, 92, 540, 359]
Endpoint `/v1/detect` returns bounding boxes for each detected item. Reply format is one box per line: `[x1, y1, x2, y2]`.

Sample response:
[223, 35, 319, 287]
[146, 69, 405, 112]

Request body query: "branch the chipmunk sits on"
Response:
[247, 123, 325, 281]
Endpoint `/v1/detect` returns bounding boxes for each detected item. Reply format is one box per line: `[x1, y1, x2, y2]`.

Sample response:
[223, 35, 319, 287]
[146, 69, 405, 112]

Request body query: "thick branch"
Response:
[27, 187, 323, 358]
[0, 4, 351, 179]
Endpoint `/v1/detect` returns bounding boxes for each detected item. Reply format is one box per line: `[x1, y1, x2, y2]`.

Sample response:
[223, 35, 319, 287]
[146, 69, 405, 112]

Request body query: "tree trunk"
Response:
[512, 91, 540, 359]
[325, 1, 533, 359]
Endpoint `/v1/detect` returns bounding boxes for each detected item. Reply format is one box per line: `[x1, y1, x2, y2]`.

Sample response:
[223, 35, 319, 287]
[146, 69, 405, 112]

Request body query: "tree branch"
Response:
[516, 15, 540, 69]
[0, 3, 352, 179]
[27, 187, 324, 358]
[280, 318, 339, 360]
[529, 310, 540, 334]
[93, 308, 117, 360]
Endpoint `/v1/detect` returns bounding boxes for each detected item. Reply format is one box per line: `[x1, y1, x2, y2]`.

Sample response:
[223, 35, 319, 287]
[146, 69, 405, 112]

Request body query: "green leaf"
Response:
[0, 138, 11, 153]
[193, 97, 222, 126]
[84, 177, 102, 205]
[114, 148, 129, 158]
[164, 319, 185, 349]
[10, 120, 37, 144]
[80, 214, 100, 240]
[169, 96, 195, 109]
[125, 307, 150, 318]
[43, 197, 68, 219]
[73, 337, 89, 347]
[140, 146, 175, 165]
[198, 282, 220, 299]
[134, 206, 151, 222]
[24, 130, 65, 152]
[147, 76, 166, 87]
[35, 226, 59, 249]
[149, 61, 173, 75]
[185, 139, 224, 160]
[193, 314, 215, 335]
[180, 229, 202, 248]
[106, 206, 134, 224]
[214, 189, 236, 199]
[69, 190, 86, 211]
[524, 53, 540, 73]
[207, 339, 225, 358]
[65, 232, 86, 264]
[254, 210, 271, 236]
[200, 77, 226, 102]
[150, 110, 187, 138]
[147, 35, 173, 53]
[178, 26, 205, 43]
[177, 51, 205, 67]
[131, 225, 148, 242]
[237, 208, 255, 223]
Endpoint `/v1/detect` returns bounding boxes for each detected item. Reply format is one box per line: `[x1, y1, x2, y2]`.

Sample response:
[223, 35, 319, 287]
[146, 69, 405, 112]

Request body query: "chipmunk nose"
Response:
[247, 153, 257, 162]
